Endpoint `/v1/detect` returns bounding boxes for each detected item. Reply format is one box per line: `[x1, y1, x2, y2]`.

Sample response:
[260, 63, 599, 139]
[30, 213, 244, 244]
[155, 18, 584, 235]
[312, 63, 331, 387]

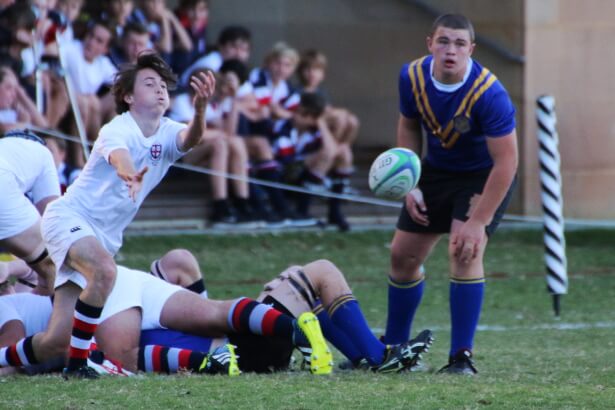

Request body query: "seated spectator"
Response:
[0, 66, 48, 133]
[271, 92, 349, 230]
[43, 136, 81, 194]
[0, 3, 36, 81]
[173, 0, 209, 74]
[104, 0, 135, 40]
[297, 49, 358, 200]
[129, 0, 192, 69]
[169, 68, 255, 227]
[57, 19, 117, 166]
[109, 21, 150, 67]
[243, 43, 301, 220]
[179, 24, 251, 87]
[297, 49, 360, 150]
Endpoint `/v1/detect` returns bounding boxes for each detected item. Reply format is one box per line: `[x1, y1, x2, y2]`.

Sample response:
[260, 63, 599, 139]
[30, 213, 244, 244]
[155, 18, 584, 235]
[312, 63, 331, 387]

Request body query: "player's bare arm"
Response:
[109, 148, 149, 201]
[398, 115, 429, 225]
[453, 131, 518, 261]
[177, 71, 216, 152]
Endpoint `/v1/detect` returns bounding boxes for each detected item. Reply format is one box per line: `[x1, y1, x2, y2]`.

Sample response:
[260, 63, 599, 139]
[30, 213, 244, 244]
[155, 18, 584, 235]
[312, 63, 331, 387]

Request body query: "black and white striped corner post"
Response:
[536, 95, 568, 317]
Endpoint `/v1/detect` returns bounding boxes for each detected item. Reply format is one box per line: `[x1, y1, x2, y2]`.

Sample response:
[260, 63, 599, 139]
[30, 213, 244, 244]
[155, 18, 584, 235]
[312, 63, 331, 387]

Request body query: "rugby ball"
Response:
[368, 148, 421, 200]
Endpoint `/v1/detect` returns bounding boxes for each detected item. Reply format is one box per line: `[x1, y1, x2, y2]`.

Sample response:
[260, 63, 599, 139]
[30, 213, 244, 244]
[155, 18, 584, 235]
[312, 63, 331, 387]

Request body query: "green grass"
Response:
[2, 229, 615, 409]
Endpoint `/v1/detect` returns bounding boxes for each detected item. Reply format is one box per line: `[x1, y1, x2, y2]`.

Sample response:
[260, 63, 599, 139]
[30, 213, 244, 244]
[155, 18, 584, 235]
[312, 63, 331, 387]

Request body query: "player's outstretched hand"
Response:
[190, 70, 216, 113]
[406, 188, 429, 226]
[124, 166, 149, 202]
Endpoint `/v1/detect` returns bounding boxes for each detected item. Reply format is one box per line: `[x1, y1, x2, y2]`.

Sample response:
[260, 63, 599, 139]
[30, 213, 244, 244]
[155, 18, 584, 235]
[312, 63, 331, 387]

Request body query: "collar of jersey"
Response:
[430, 58, 473, 92]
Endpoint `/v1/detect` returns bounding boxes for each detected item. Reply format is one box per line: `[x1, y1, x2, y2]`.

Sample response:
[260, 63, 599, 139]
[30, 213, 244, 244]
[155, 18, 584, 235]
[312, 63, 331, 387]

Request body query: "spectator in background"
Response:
[271, 92, 348, 229]
[110, 21, 150, 67]
[296, 49, 359, 228]
[243, 42, 301, 222]
[0, 3, 37, 80]
[0, 66, 48, 132]
[173, 0, 209, 75]
[170, 67, 255, 227]
[129, 0, 192, 69]
[58, 19, 117, 166]
[104, 0, 134, 40]
[180, 25, 251, 88]
[43, 136, 81, 194]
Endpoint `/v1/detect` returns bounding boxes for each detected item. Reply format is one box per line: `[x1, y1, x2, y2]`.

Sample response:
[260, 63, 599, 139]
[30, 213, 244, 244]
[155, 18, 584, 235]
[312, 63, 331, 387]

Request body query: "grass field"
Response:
[2, 228, 615, 409]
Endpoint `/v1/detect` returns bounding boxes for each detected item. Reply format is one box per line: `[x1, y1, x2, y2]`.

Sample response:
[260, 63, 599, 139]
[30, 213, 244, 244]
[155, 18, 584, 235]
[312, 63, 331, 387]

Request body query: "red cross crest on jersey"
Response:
[150, 144, 162, 162]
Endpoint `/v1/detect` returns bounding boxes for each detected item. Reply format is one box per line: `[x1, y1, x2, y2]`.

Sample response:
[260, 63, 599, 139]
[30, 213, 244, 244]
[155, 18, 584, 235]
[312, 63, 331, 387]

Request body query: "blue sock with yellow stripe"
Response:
[383, 276, 425, 344]
[449, 277, 485, 355]
[313, 302, 362, 364]
[328, 295, 385, 366]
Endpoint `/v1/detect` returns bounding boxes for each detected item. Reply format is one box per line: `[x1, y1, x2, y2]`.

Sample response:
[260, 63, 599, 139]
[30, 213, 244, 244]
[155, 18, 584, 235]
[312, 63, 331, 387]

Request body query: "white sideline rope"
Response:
[26, 125, 615, 228]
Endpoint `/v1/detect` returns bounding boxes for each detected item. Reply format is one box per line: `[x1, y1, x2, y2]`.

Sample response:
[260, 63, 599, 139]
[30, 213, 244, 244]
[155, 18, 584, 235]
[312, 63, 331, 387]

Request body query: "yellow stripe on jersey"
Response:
[441, 68, 490, 138]
[408, 58, 441, 139]
[415, 58, 442, 136]
[463, 74, 498, 118]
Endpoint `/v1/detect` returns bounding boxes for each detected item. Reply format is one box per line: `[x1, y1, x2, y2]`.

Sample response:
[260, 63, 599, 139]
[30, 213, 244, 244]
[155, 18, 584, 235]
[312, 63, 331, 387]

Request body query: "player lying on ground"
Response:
[0, 258, 332, 377]
[144, 249, 434, 373]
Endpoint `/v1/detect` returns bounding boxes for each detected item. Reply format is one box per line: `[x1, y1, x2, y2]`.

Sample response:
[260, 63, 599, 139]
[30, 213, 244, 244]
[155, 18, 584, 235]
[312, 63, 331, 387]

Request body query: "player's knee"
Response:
[163, 249, 201, 282]
[309, 259, 338, 275]
[89, 260, 117, 296]
[390, 248, 421, 278]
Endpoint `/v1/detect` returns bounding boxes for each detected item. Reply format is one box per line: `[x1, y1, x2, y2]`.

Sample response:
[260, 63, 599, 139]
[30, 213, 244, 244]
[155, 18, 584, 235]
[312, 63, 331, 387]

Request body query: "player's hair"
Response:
[264, 42, 299, 67]
[122, 21, 149, 38]
[218, 25, 251, 46]
[220, 59, 249, 84]
[298, 92, 326, 118]
[297, 49, 328, 86]
[112, 51, 177, 114]
[431, 13, 475, 42]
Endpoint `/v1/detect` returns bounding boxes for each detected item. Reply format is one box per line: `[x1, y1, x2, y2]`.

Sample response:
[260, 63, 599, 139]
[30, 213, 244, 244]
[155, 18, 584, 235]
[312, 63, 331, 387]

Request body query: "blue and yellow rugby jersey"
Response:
[398, 55, 515, 172]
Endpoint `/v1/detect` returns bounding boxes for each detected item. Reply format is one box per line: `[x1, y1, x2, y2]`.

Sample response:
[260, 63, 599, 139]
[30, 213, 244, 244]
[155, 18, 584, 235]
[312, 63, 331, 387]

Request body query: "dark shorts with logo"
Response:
[227, 295, 295, 373]
[396, 163, 516, 236]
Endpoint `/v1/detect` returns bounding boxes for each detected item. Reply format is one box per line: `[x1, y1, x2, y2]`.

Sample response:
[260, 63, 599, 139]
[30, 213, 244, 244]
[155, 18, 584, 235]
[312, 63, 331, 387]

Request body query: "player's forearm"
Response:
[469, 157, 517, 226]
[109, 148, 138, 180]
[397, 118, 422, 154]
[182, 110, 206, 150]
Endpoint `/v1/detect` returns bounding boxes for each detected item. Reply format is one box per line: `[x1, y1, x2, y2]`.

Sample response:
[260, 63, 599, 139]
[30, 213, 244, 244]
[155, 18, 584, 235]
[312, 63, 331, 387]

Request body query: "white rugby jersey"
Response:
[0, 138, 60, 203]
[0, 294, 52, 337]
[57, 112, 187, 254]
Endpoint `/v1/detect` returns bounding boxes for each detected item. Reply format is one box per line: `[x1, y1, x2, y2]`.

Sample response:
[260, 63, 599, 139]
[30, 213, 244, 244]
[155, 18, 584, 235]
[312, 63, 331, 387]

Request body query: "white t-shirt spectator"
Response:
[60, 40, 117, 94]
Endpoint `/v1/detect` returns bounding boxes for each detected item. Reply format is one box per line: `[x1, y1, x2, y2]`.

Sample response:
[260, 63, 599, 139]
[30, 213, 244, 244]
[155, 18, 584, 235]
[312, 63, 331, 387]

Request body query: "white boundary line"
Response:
[371, 321, 615, 334]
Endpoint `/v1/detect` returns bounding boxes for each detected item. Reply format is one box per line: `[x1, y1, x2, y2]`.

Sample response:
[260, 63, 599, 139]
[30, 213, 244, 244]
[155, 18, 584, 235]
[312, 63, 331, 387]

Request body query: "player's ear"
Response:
[124, 93, 134, 106]
[426, 36, 433, 51]
[468, 42, 476, 56]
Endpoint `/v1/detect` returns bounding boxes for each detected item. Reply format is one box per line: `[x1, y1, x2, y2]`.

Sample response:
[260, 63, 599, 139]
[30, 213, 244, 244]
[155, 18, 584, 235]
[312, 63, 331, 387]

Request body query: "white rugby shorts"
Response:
[100, 267, 185, 330]
[0, 170, 40, 240]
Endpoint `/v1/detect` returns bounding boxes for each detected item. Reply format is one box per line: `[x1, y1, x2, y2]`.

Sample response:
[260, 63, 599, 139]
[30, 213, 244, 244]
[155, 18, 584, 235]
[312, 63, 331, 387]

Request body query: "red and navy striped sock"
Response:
[0, 336, 38, 368]
[67, 299, 103, 371]
[227, 297, 294, 338]
[138, 345, 207, 373]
